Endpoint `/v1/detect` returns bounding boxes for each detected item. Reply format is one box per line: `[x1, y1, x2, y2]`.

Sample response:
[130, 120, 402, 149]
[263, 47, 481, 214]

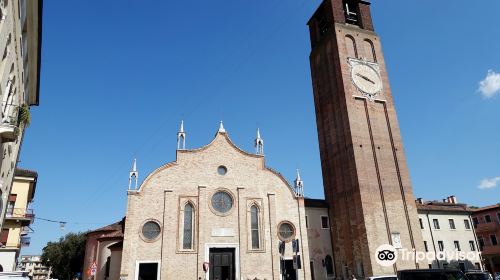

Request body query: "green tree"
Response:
[41, 232, 87, 280]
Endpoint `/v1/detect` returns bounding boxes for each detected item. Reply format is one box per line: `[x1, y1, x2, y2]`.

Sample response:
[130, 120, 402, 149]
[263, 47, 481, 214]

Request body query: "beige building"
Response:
[0, 0, 42, 231]
[119, 123, 312, 280]
[19, 255, 52, 280]
[304, 199, 333, 280]
[83, 219, 124, 280]
[0, 168, 36, 271]
[417, 196, 483, 271]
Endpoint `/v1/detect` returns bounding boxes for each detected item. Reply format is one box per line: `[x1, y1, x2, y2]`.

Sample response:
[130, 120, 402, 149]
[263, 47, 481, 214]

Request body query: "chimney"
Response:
[416, 198, 423, 204]
[449, 195, 457, 204]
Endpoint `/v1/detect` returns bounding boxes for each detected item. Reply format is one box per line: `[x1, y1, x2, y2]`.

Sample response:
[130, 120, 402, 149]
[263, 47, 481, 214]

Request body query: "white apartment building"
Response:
[0, 0, 42, 230]
[19, 255, 51, 280]
[417, 196, 483, 271]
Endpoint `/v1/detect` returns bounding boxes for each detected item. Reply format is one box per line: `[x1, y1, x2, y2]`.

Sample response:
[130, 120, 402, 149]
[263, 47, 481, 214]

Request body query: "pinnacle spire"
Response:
[218, 121, 226, 133]
[255, 128, 264, 155]
[294, 169, 304, 197]
[132, 158, 137, 172]
[177, 120, 186, 150]
[296, 169, 301, 182]
[128, 158, 139, 191]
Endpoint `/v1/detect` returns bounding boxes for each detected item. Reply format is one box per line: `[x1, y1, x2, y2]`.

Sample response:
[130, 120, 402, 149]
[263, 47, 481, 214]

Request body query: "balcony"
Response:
[475, 221, 500, 234]
[481, 244, 500, 256]
[5, 208, 34, 225]
[0, 103, 20, 142]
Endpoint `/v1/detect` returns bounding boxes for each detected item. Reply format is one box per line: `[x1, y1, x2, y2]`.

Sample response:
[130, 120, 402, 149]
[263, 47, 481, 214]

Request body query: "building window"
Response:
[142, 221, 161, 241]
[250, 205, 260, 249]
[217, 165, 227, 176]
[497, 212, 500, 223]
[424, 241, 428, 252]
[183, 203, 194, 249]
[211, 190, 233, 214]
[433, 219, 440, 229]
[310, 261, 315, 280]
[321, 216, 329, 229]
[0, 229, 8, 245]
[485, 215, 492, 223]
[305, 216, 309, 229]
[469, 241, 476, 251]
[419, 218, 424, 229]
[478, 237, 485, 250]
[105, 257, 111, 278]
[454, 241, 461, 251]
[491, 235, 498, 246]
[324, 255, 334, 276]
[459, 262, 466, 272]
[464, 219, 471, 230]
[473, 217, 479, 227]
[278, 222, 295, 242]
[438, 241, 444, 251]
[449, 219, 456, 229]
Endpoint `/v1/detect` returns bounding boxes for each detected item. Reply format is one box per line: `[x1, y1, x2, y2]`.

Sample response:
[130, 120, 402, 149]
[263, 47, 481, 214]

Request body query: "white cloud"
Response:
[478, 176, 500, 189]
[478, 70, 500, 98]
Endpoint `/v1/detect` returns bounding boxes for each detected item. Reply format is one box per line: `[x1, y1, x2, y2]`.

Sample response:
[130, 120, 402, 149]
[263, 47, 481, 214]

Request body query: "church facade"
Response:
[118, 124, 316, 280]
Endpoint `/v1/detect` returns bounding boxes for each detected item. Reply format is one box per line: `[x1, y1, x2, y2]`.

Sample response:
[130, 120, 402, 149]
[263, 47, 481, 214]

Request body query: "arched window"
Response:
[325, 255, 334, 276]
[345, 35, 358, 59]
[363, 39, 377, 62]
[250, 205, 260, 249]
[183, 203, 194, 249]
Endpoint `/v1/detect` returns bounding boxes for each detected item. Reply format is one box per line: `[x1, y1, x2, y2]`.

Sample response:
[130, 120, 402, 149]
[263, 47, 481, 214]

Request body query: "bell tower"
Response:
[307, 0, 424, 277]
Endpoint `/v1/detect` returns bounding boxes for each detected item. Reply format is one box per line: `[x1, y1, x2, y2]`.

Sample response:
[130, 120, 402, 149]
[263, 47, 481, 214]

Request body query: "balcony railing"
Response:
[0, 101, 19, 141]
[5, 208, 34, 220]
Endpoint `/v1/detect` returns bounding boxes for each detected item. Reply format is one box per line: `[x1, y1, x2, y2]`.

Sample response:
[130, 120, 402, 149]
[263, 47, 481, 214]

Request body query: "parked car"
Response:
[0, 272, 30, 280]
[398, 269, 468, 280]
[368, 275, 397, 280]
[465, 271, 493, 280]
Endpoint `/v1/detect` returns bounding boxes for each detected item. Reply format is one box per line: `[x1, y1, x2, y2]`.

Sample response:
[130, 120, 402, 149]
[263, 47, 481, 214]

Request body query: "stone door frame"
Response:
[204, 243, 240, 280]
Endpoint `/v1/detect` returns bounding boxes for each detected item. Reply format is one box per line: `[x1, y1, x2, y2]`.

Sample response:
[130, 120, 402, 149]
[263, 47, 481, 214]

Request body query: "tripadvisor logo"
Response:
[375, 244, 397, 267]
[375, 243, 481, 267]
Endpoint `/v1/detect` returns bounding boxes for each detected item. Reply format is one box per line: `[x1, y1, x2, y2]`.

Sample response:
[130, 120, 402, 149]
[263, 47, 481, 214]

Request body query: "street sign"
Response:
[279, 241, 285, 256]
[292, 239, 300, 253]
[90, 262, 97, 276]
[293, 255, 302, 270]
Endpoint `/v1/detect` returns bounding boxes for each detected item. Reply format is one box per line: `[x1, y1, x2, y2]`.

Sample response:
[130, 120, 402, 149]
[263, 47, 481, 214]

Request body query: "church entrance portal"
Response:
[283, 259, 297, 280]
[137, 262, 158, 280]
[209, 248, 235, 280]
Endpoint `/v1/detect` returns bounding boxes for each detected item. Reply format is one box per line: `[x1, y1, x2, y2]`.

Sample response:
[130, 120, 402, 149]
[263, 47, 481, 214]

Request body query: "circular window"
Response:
[217, 166, 227, 175]
[142, 221, 161, 241]
[211, 191, 233, 214]
[278, 222, 295, 241]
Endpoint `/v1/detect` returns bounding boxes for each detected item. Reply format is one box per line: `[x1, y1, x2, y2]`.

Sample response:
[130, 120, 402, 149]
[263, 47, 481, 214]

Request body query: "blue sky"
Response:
[20, 1, 500, 254]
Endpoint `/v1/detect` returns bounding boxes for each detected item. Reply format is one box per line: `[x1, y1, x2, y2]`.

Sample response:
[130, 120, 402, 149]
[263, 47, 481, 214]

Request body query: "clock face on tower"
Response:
[349, 59, 383, 99]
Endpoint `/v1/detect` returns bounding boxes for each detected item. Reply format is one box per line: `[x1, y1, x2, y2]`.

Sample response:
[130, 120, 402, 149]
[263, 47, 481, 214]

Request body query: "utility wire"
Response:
[35, 217, 109, 226]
